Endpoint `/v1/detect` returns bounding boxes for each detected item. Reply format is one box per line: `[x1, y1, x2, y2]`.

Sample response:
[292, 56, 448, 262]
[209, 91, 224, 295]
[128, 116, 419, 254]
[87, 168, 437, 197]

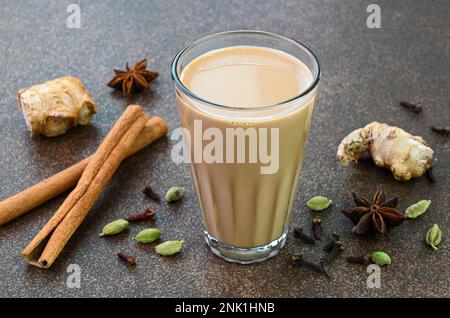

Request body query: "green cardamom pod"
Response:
[133, 228, 161, 243]
[405, 200, 431, 219]
[99, 219, 129, 237]
[155, 240, 184, 256]
[165, 186, 184, 202]
[426, 224, 442, 250]
[306, 196, 332, 211]
[371, 251, 391, 266]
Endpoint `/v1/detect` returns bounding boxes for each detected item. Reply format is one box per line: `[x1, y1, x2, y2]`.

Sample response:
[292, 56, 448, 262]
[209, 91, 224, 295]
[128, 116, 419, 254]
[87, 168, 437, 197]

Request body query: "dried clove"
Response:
[293, 227, 315, 244]
[323, 241, 334, 252]
[332, 231, 341, 240]
[290, 253, 328, 276]
[425, 167, 436, 183]
[431, 126, 450, 137]
[400, 101, 422, 113]
[125, 208, 156, 222]
[312, 217, 323, 240]
[323, 240, 343, 264]
[143, 186, 161, 201]
[319, 259, 331, 278]
[347, 255, 371, 266]
[321, 231, 344, 268]
[323, 231, 340, 252]
[118, 253, 136, 267]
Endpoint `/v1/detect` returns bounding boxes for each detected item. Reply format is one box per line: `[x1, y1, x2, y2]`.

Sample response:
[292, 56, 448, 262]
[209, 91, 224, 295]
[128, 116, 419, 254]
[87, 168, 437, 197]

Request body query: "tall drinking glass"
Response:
[171, 30, 320, 264]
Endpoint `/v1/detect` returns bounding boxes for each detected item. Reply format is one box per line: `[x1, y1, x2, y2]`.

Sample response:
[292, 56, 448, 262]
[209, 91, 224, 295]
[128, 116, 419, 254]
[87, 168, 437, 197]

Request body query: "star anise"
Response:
[107, 59, 159, 97]
[341, 185, 406, 236]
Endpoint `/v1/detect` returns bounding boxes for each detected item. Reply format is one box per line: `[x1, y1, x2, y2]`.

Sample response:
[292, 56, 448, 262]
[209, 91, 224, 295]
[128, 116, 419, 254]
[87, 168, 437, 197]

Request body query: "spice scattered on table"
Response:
[0, 116, 168, 226]
[322, 235, 343, 264]
[337, 122, 433, 181]
[341, 185, 406, 236]
[290, 253, 329, 277]
[323, 231, 341, 252]
[425, 224, 442, 250]
[430, 126, 450, 137]
[425, 167, 436, 183]
[18, 76, 97, 137]
[21, 106, 149, 269]
[155, 240, 184, 256]
[133, 228, 161, 244]
[346, 255, 371, 265]
[118, 253, 136, 267]
[306, 196, 332, 211]
[405, 200, 431, 219]
[108, 59, 159, 97]
[125, 208, 156, 222]
[165, 186, 184, 202]
[312, 217, 323, 240]
[371, 251, 391, 266]
[293, 227, 315, 245]
[399, 101, 422, 113]
[99, 219, 129, 237]
[143, 185, 161, 201]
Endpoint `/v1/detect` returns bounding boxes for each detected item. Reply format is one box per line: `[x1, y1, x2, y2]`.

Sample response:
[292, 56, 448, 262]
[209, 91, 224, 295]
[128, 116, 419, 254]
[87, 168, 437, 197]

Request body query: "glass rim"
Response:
[171, 30, 321, 110]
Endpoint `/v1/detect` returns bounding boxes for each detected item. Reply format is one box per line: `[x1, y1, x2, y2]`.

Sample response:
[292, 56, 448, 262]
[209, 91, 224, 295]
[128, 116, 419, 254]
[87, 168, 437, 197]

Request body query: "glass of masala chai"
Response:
[171, 30, 320, 264]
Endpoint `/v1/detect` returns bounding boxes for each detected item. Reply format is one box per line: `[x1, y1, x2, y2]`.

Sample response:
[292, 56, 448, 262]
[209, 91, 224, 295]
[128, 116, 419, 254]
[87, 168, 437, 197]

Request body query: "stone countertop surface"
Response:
[0, 0, 449, 298]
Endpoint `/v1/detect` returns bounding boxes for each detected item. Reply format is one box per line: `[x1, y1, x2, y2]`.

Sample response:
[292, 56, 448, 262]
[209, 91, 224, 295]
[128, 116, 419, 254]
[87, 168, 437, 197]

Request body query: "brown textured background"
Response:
[0, 0, 449, 297]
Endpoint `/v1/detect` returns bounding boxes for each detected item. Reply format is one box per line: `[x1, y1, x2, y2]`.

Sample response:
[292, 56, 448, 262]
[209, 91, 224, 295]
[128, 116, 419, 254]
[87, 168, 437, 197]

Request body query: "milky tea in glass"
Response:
[171, 31, 320, 263]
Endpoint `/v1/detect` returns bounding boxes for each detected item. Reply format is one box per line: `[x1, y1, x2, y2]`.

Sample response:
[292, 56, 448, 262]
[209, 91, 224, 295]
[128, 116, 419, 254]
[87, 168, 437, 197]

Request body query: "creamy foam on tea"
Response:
[181, 46, 313, 107]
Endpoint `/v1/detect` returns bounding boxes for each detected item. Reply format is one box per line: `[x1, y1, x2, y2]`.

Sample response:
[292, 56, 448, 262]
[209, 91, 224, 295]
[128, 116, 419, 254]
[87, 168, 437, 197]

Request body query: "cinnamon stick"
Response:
[0, 116, 168, 225]
[22, 105, 148, 268]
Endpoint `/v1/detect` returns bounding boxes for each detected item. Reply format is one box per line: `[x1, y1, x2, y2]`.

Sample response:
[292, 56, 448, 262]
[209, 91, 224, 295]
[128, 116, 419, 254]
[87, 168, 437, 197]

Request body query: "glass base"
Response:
[204, 230, 287, 264]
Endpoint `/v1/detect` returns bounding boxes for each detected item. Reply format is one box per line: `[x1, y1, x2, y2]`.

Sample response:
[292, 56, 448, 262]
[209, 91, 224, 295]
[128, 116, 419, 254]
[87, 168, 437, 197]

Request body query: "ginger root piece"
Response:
[18, 76, 96, 137]
[337, 122, 433, 181]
